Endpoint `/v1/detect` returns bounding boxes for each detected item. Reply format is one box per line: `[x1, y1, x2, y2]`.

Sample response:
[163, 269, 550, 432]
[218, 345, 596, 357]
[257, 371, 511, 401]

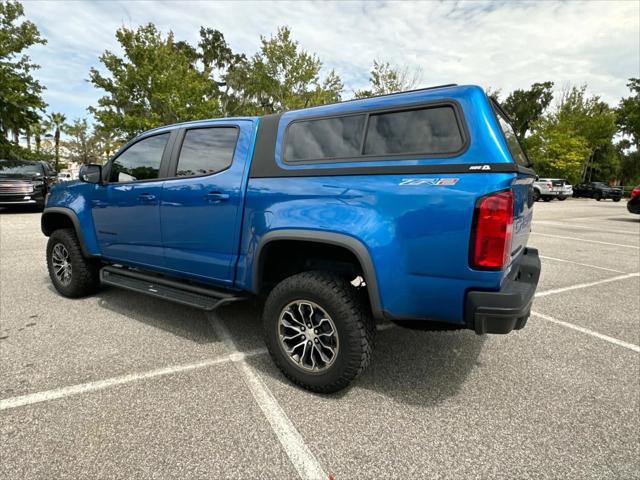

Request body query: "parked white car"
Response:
[57, 171, 74, 182]
[533, 178, 572, 202]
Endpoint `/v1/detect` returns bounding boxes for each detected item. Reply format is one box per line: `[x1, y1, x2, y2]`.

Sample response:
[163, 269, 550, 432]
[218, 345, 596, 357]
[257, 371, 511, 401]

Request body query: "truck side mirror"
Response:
[79, 164, 103, 185]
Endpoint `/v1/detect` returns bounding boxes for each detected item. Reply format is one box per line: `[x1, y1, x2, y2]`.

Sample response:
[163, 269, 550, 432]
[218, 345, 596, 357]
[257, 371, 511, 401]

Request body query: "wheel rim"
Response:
[278, 300, 339, 372]
[51, 243, 72, 286]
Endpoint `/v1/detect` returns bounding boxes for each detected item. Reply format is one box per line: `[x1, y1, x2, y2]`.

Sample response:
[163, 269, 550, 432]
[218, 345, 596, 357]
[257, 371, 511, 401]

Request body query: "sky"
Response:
[21, 0, 640, 122]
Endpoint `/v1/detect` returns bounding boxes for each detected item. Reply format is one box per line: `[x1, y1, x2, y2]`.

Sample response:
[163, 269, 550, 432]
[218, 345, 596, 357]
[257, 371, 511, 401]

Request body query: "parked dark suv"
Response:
[572, 182, 623, 202]
[0, 159, 57, 210]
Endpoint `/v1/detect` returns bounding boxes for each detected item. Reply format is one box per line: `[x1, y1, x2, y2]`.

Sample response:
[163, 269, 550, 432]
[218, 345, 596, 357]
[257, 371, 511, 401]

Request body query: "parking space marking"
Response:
[531, 232, 639, 249]
[0, 349, 267, 412]
[539, 255, 625, 273]
[534, 220, 637, 235]
[208, 314, 327, 480]
[532, 311, 640, 353]
[535, 272, 639, 298]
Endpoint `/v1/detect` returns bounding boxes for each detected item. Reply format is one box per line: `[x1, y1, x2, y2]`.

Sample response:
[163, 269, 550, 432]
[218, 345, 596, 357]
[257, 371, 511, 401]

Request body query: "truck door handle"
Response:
[137, 193, 156, 202]
[205, 192, 230, 203]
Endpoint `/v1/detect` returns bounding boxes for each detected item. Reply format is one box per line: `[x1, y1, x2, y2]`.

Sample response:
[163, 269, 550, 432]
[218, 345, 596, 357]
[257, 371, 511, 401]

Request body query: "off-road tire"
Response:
[263, 271, 375, 393]
[46, 228, 101, 298]
[532, 190, 540, 202]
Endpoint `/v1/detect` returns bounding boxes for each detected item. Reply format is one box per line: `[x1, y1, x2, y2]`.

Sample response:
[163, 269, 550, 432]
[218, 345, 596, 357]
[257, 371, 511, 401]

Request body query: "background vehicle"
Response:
[0, 159, 57, 211]
[533, 178, 572, 201]
[573, 181, 623, 201]
[58, 171, 74, 182]
[41, 85, 541, 392]
[627, 186, 640, 214]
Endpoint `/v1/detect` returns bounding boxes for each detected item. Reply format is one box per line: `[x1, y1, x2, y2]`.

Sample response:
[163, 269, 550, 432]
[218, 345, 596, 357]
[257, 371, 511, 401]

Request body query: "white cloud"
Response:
[22, 0, 640, 121]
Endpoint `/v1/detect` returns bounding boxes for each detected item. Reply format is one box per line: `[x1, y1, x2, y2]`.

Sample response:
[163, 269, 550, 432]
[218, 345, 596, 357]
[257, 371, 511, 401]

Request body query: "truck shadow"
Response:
[93, 287, 218, 344]
[219, 302, 485, 407]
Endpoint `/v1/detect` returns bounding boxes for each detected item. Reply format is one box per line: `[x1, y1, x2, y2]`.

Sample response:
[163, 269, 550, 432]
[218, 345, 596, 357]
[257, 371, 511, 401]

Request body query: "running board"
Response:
[100, 266, 244, 311]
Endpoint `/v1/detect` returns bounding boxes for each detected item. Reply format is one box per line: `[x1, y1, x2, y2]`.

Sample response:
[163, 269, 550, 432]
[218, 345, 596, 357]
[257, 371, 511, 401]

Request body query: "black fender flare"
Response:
[41, 207, 93, 258]
[253, 230, 384, 320]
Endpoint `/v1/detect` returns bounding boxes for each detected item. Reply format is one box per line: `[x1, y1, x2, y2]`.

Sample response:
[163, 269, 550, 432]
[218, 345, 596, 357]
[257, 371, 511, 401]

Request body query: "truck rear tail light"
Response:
[631, 187, 640, 199]
[470, 190, 514, 270]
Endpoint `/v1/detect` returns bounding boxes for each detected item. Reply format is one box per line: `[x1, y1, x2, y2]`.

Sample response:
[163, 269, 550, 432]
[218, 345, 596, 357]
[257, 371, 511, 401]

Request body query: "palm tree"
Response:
[47, 112, 67, 172]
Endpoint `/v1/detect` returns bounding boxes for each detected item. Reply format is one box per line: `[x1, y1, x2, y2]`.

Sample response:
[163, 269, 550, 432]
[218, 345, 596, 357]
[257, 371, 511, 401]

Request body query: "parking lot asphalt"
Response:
[1, 199, 639, 479]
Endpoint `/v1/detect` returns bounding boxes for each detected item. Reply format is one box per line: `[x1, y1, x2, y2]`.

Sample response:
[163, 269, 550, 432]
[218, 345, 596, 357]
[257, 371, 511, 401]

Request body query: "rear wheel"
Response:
[263, 271, 375, 393]
[46, 228, 101, 297]
[557, 195, 566, 201]
[543, 196, 552, 202]
[595, 192, 602, 201]
[613, 198, 621, 202]
[532, 190, 541, 202]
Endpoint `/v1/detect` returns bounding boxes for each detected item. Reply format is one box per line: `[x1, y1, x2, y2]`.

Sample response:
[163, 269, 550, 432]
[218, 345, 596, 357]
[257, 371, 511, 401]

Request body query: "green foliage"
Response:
[226, 27, 343, 115]
[355, 60, 421, 99]
[63, 118, 100, 165]
[501, 82, 554, 140]
[526, 118, 590, 183]
[0, 0, 46, 157]
[524, 85, 619, 183]
[617, 78, 639, 148]
[89, 24, 223, 139]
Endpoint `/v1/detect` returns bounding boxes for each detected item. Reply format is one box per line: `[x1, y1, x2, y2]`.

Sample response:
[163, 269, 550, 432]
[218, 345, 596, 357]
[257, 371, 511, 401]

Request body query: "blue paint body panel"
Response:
[44, 85, 536, 324]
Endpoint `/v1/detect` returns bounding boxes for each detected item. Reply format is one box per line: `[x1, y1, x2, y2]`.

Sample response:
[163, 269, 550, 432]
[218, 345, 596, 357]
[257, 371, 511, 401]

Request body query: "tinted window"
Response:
[285, 115, 365, 162]
[176, 127, 238, 177]
[364, 106, 464, 156]
[110, 134, 168, 182]
[493, 108, 529, 167]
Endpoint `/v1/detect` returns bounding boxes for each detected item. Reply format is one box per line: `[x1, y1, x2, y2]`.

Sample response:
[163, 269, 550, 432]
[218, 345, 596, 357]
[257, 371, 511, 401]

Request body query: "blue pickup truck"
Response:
[42, 84, 541, 392]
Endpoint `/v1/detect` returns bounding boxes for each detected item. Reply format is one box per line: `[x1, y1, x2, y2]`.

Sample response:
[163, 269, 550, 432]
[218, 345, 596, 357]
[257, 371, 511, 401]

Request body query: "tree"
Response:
[526, 118, 590, 183]
[226, 27, 343, 114]
[616, 79, 640, 184]
[46, 112, 66, 171]
[501, 82, 554, 141]
[526, 85, 618, 183]
[355, 60, 422, 98]
[617, 78, 639, 149]
[89, 24, 223, 139]
[64, 118, 100, 165]
[0, 0, 46, 152]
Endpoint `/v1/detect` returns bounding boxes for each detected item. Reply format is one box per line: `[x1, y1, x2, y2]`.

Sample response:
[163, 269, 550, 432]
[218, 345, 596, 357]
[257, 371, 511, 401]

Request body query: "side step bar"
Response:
[100, 266, 245, 311]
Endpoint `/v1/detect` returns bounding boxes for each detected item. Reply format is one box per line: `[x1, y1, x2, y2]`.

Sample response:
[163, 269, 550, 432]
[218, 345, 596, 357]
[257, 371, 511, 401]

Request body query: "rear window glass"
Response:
[364, 106, 463, 156]
[283, 104, 465, 163]
[493, 107, 529, 167]
[285, 115, 365, 162]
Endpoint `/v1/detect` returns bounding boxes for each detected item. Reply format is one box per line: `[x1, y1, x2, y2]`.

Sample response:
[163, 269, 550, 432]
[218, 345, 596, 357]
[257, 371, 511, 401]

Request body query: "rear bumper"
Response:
[465, 248, 541, 334]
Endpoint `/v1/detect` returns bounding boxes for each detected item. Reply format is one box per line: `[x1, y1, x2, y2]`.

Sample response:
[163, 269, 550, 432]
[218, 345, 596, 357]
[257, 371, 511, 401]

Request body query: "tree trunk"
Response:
[54, 128, 60, 172]
[26, 129, 31, 151]
[35, 134, 41, 154]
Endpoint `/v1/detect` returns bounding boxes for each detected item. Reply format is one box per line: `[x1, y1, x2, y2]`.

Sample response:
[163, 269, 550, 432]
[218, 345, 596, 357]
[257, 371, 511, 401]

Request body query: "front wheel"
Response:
[613, 198, 621, 202]
[46, 228, 101, 298]
[557, 195, 566, 201]
[263, 271, 375, 393]
[595, 192, 602, 201]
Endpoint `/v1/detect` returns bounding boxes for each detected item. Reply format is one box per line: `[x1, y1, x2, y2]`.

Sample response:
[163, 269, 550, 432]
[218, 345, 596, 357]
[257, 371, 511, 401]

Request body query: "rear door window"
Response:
[363, 106, 464, 156]
[176, 127, 238, 177]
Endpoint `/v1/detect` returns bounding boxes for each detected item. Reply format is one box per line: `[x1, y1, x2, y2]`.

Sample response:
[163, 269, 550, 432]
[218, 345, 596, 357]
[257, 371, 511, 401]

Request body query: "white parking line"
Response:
[532, 311, 640, 353]
[534, 220, 637, 235]
[0, 349, 267, 412]
[539, 255, 625, 274]
[531, 232, 639, 249]
[208, 314, 327, 480]
[536, 272, 639, 297]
